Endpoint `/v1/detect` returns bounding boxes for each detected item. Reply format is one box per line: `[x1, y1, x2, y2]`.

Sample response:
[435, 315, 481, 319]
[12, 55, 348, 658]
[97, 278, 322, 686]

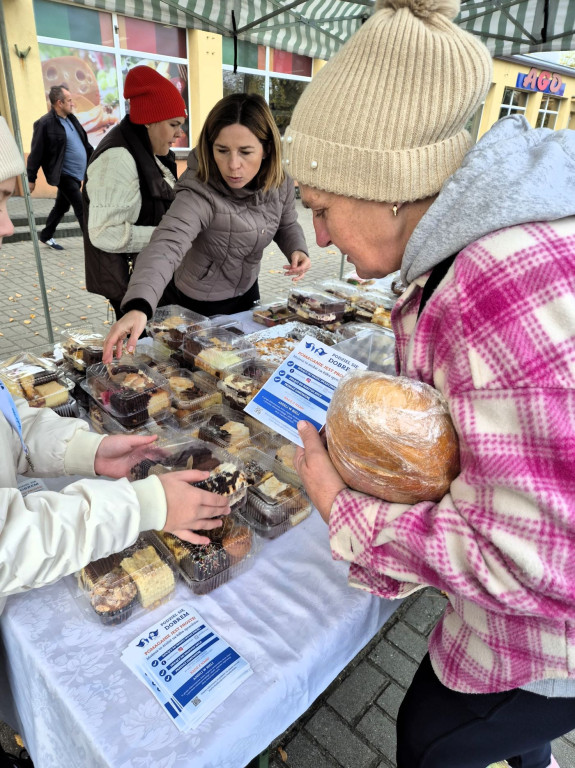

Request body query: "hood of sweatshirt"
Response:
[401, 115, 575, 285]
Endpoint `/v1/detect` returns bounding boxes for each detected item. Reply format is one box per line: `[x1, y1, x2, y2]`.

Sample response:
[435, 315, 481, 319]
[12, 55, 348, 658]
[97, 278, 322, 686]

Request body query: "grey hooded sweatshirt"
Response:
[401, 115, 575, 286]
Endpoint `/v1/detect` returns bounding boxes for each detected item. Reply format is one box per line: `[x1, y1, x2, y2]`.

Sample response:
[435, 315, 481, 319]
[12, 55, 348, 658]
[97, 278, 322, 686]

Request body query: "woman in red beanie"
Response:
[83, 65, 187, 319]
[101, 92, 310, 358]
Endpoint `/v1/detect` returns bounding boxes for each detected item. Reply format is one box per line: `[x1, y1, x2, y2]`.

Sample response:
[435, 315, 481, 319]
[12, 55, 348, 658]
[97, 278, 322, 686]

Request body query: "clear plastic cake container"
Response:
[252, 299, 297, 327]
[133, 340, 181, 378]
[127, 435, 250, 509]
[319, 279, 362, 319]
[60, 325, 106, 371]
[217, 357, 276, 411]
[332, 328, 396, 375]
[83, 361, 171, 428]
[354, 291, 395, 321]
[0, 352, 74, 409]
[238, 447, 311, 539]
[83, 387, 174, 435]
[177, 403, 262, 453]
[205, 315, 245, 336]
[287, 289, 346, 326]
[152, 510, 259, 595]
[166, 368, 222, 411]
[181, 327, 256, 379]
[68, 532, 178, 627]
[146, 304, 208, 351]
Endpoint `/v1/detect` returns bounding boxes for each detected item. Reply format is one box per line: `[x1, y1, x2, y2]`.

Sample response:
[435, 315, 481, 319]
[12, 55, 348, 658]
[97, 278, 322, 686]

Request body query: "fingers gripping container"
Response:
[287, 289, 346, 327]
[83, 361, 171, 429]
[145, 304, 209, 352]
[252, 298, 297, 327]
[61, 326, 106, 371]
[217, 357, 276, 412]
[175, 403, 262, 453]
[0, 351, 76, 413]
[238, 447, 311, 539]
[153, 508, 258, 596]
[69, 533, 177, 626]
[181, 327, 256, 380]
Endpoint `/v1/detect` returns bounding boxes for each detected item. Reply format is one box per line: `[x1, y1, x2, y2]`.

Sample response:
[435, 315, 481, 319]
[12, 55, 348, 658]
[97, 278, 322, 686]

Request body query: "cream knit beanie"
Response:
[283, 0, 493, 202]
[0, 117, 24, 183]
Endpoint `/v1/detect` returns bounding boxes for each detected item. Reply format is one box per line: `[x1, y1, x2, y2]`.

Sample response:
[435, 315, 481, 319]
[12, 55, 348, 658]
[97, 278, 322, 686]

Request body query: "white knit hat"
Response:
[0, 117, 25, 183]
[283, 0, 493, 202]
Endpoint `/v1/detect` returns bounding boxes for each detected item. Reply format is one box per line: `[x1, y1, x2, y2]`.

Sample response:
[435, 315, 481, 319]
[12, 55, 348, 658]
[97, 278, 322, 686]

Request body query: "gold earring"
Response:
[392, 204, 398, 217]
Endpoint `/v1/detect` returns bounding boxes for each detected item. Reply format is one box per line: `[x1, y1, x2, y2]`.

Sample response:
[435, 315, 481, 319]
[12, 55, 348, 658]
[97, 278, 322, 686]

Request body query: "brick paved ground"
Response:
[2, 197, 575, 768]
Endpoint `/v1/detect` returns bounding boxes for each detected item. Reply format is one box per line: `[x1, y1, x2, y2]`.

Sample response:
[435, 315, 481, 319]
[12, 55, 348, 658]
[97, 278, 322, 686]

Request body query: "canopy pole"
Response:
[0, 2, 54, 344]
[232, 10, 238, 74]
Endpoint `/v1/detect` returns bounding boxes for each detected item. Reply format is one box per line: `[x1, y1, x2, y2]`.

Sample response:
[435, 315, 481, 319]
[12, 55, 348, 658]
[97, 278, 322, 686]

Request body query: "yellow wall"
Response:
[0, 0, 46, 151]
[479, 57, 575, 138]
[188, 30, 223, 147]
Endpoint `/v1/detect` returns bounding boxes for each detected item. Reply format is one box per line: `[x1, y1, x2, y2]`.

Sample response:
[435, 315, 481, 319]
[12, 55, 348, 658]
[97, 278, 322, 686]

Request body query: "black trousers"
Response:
[397, 653, 575, 768]
[41, 174, 84, 240]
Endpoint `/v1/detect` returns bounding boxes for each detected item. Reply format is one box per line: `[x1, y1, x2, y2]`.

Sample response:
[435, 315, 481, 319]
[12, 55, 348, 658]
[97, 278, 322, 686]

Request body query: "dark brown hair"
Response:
[48, 85, 69, 106]
[196, 93, 284, 192]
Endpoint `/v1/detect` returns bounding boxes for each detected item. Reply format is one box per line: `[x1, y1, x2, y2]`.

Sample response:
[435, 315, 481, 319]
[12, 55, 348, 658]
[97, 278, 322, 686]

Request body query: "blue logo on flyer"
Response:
[136, 629, 160, 647]
[304, 342, 327, 356]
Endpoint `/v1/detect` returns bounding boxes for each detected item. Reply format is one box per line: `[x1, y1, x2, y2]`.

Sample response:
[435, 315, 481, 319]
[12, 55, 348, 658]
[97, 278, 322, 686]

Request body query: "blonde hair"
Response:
[196, 93, 284, 192]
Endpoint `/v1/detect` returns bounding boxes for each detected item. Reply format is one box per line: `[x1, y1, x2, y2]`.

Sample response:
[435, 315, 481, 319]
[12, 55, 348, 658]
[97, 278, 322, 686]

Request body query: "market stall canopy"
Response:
[72, 0, 575, 60]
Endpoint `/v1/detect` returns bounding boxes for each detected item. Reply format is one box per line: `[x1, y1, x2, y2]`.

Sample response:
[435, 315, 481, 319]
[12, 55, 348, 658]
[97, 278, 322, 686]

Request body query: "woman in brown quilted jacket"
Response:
[103, 93, 309, 360]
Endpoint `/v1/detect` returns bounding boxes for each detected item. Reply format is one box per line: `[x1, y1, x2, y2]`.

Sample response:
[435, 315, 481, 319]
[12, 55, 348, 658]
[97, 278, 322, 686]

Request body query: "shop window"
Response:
[222, 38, 265, 70]
[499, 87, 528, 119]
[269, 78, 308, 135]
[223, 72, 265, 99]
[34, 0, 113, 46]
[269, 49, 312, 77]
[536, 95, 560, 129]
[117, 16, 186, 58]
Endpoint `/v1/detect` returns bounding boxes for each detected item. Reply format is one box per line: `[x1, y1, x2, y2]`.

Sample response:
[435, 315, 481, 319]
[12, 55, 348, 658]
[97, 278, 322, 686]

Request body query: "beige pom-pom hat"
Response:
[283, 0, 493, 202]
[0, 117, 25, 183]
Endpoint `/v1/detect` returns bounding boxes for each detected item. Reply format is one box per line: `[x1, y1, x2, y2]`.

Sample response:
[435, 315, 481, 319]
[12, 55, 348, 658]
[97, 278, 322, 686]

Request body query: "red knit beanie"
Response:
[124, 65, 187, 124]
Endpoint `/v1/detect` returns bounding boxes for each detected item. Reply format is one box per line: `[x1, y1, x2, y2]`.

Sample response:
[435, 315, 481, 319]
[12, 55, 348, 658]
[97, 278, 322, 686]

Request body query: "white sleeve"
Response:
[86, 147, 156, 253]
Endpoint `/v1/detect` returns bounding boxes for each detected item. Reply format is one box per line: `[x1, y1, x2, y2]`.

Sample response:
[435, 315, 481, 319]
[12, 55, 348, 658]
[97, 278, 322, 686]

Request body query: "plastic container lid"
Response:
[146, 305, 209, 351]
[61, 326, 106, 371]
[332, 329, 396, 375]
[177, 403, 260, 453]
[69, 533, 178, 626]
[252, 298, 297, 327]
[83, 361, 171, 428]
[83, 387, 176, 435]
[217, 357, 276, 411]
[166, 368, 221, 411]
[205, 315, 245, 336]
[238, 447, 311, 538]
[181, 328, 256, 379]
[287, 288, 346, 325]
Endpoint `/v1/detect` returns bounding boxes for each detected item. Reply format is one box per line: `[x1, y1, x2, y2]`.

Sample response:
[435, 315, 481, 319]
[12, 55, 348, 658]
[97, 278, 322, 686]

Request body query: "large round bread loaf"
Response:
[326, 372, 460, 503]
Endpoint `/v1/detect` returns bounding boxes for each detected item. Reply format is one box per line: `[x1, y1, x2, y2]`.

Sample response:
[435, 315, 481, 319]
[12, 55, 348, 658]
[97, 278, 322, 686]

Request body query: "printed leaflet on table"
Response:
[122, 604, 252, 731]
[244, 334, 366, 447]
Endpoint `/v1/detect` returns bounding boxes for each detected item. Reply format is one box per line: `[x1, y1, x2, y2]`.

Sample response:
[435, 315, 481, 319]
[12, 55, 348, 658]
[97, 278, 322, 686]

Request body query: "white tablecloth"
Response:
[0, 306, 399, 767]
[1, 512, 398, 768]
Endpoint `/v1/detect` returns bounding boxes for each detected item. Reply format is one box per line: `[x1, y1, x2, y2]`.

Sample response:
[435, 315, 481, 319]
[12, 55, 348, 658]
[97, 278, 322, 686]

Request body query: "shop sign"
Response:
[516, 68, 565, 96]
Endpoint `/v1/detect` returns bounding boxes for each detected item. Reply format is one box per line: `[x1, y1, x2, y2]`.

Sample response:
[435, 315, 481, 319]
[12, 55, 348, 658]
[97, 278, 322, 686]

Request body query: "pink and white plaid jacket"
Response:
[329, 217, 575, 693]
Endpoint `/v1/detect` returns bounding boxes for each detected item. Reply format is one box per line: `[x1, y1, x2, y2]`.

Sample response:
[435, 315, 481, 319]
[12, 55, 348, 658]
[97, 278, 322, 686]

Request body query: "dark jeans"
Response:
[40, 174, 84, 241]
[397, 653, 575, 768]
[159, 278, 261, 318]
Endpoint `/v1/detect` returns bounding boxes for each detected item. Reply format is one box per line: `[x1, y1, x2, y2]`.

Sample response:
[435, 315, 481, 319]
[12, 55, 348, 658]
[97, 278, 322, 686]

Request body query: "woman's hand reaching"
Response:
[94, 434, 159, 478]
[284, 250, 311, 282]
[159, 470, 231, 545]
[102, 310, 147, 362]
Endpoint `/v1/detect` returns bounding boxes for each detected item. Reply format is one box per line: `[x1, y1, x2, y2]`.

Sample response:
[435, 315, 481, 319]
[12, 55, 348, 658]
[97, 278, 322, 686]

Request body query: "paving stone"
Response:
[386, 621, 428, 663]
[402, 588, 448, 634]
[376, 681, 405, 720]
[551, 737, 574, 767]
[369, 640, 418, 689]
[282, 732, 340, 768]
[357, 706, 396, 760]
[306, 707, 377, 768]
[328, 661, 387, 723]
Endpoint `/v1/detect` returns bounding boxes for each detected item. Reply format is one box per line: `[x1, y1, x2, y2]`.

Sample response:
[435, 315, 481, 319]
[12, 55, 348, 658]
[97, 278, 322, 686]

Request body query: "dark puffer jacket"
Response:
[121, 150, 308, 312]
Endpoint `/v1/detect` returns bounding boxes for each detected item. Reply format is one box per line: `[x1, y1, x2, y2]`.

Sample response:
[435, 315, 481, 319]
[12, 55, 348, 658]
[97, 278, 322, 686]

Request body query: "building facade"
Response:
[0, 0, 573, 197]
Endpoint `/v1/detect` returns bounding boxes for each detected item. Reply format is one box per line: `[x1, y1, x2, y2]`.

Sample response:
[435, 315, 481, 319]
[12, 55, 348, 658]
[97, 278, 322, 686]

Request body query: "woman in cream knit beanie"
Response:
[292, 1, 575, 766]
[0, 117, 25, 246]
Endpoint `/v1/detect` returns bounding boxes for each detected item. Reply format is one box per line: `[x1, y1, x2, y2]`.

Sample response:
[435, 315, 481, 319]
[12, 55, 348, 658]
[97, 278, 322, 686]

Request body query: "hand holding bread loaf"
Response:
[325, 372, 460, 503]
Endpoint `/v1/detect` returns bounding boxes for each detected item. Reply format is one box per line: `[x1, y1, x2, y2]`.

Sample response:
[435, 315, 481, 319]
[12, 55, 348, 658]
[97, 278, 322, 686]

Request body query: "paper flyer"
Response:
[244, 335, 366, 447]
[122, 604, 252, 731]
